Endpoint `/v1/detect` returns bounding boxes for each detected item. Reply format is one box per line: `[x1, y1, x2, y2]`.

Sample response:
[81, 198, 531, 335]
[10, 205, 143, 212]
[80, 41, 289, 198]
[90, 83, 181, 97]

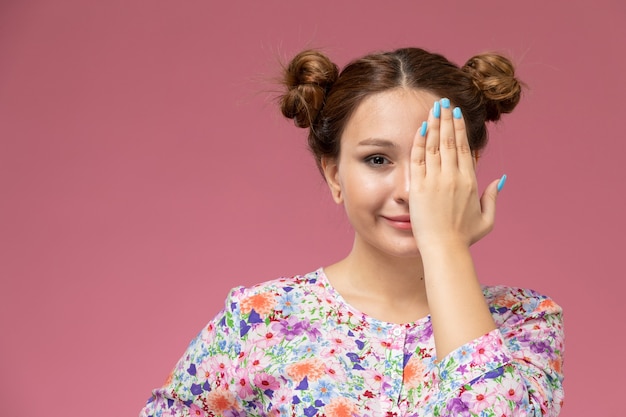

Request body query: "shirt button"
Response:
[392, 327, 402, 337]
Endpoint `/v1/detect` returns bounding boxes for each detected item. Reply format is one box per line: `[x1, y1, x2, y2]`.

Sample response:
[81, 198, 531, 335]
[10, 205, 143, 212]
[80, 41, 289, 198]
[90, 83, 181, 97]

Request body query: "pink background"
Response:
[1, 1, 623, 415]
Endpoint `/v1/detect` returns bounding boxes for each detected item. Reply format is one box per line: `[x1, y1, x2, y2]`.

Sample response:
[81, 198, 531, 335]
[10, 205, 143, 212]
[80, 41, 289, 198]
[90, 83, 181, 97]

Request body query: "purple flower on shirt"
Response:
[272, 315, 307, 341]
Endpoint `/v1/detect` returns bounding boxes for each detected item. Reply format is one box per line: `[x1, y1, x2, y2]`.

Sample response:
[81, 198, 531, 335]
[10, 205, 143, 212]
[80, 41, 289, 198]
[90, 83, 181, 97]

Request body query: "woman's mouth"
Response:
[382, 215, 412, 230]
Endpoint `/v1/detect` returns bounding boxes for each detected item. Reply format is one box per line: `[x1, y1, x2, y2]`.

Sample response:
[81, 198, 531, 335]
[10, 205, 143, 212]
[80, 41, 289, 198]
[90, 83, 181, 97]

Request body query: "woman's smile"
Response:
[381, 214, 412, 231]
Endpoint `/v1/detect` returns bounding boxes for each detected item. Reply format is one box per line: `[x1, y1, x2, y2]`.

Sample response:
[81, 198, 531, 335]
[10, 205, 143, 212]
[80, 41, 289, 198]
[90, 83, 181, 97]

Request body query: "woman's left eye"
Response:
[365, 155, 389, 166]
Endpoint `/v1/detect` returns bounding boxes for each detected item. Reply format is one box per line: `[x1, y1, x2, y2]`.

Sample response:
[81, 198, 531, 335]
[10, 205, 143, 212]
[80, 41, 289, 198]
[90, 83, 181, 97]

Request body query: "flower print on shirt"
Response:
[232, 367, 255, 400]
[276, 290, 299, 315]
[461, 384, 497, 414]
[286, 357, 327, 384]
[204, 388, 240, 414]
[187, 403, 205, 417]
[271, 315, 307, 341]
[248, 322, 281, 348]
[402, 355, 426, 389]
[324, 396, 359, 417]
[471, 338, 496, 366]
[325, 329, 358, 353]
[140, 270, 565, 417]
[252, 372, 281, 392]
[240, 292, 277, 317]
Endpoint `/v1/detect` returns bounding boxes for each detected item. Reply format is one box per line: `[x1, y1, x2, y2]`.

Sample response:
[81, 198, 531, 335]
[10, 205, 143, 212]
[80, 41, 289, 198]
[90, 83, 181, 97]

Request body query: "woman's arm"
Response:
[410, 99, 502, 358]
[410, 100, 564, 415]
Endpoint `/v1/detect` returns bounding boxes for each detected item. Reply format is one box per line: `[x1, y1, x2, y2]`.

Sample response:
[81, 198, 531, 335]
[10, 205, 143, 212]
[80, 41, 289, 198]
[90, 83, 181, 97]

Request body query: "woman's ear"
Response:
[321, 157, 343, 204]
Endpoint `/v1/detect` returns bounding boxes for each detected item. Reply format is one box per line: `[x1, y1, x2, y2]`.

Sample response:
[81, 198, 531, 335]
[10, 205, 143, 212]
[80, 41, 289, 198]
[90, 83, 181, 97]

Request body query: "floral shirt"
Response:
[140, 269, 564, 417]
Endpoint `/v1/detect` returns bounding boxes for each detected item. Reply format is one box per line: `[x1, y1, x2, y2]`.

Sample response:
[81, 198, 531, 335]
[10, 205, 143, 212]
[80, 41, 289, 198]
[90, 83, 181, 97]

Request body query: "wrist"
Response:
[416, 236, 471, 256]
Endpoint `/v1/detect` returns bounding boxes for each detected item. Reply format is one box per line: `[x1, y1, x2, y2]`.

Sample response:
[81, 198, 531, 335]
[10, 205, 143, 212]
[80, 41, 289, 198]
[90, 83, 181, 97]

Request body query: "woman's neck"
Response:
[324, 237, 429, 323]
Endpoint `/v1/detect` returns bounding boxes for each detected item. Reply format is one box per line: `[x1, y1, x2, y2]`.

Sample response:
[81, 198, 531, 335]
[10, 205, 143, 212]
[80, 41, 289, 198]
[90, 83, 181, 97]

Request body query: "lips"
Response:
[384, 215, 411, 222]
[382, 215, 412, 230]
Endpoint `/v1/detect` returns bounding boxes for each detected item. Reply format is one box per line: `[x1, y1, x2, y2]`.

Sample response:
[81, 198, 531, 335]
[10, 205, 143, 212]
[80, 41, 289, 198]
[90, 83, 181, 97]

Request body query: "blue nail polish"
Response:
[419, 121, 428, 136]
[441, 98, 450, 109]
[453, 107, 462, 119]
[497, 174, 507, 192]
[433, 101, 441, 119]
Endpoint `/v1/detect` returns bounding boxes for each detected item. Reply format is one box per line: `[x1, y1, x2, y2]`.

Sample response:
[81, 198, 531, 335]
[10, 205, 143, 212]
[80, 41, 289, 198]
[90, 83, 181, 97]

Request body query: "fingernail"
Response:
[497, 174, 507, 192]
[419, 121, 428, 136]
[453, 107, 462, 119]
[441, 98, 450, 109]
[433, 101, 441, 119]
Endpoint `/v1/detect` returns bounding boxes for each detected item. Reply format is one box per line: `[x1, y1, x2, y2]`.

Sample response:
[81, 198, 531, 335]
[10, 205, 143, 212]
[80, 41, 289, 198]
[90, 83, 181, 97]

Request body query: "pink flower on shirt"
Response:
[188, 403, 206, 417]
[362, 369, 393, 393]
[324, 359, 347, 381]
[272, 387, 293, 406]
[501, 377, 524, 402]
[461, 386, 497, 413]
[207, 354, 230, 377]
[196, 360, 213, 382]
[244, 349, 271, 372]
[325, 330, 357, 352]
[250, 323, 282, 348]
[233, 368, 254, 399]
[471, 339, 494, 366]
[253, 372, 281, 392]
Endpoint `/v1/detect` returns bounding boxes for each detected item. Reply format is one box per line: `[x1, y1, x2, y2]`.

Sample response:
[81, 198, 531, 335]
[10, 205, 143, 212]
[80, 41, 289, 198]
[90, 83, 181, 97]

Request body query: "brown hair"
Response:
[279, 47, 523, 173]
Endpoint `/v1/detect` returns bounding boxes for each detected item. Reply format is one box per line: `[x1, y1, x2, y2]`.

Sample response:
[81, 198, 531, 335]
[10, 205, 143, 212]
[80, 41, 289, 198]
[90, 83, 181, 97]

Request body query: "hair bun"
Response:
[280, 50, 339, 128]
[463, 53, 523, 122]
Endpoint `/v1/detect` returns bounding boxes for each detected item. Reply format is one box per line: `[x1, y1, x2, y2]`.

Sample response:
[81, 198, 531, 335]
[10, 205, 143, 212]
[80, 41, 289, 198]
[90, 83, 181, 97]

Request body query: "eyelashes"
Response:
[364, 155, 391, 166]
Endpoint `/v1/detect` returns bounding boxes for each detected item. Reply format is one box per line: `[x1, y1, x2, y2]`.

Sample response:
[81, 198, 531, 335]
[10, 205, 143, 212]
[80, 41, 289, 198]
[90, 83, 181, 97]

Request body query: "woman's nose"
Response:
[393, 165, 410, 204]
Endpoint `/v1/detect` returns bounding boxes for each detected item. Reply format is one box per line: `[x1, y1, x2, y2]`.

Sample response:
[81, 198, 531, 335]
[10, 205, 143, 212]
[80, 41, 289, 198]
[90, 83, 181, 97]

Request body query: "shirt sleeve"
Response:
[139, 287, 246, 417]
[430, 288, 565, 416]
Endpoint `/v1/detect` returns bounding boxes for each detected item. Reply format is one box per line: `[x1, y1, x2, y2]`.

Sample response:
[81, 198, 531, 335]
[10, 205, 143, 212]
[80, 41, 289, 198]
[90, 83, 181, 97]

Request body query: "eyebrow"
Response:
[357, 138, 397, 148]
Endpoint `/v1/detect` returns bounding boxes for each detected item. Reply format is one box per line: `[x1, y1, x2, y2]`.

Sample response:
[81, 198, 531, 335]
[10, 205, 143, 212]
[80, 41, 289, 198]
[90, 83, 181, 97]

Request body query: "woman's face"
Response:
[323, 88, 439, 258]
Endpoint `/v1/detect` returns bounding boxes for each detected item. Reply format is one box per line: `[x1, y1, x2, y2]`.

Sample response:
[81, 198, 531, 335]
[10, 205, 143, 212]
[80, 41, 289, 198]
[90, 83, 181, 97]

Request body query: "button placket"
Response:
[383, 325, 407, 413]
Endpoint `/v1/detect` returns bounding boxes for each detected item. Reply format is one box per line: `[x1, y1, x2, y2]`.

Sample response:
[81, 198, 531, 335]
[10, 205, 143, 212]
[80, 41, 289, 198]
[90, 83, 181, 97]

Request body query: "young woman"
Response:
[140, 47, 564, 416]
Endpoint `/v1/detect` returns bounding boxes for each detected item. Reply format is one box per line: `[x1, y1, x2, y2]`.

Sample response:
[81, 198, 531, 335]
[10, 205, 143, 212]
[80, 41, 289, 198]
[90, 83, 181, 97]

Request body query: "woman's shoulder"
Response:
[482, 284, 562, 320]
[223, 269, 327, 307]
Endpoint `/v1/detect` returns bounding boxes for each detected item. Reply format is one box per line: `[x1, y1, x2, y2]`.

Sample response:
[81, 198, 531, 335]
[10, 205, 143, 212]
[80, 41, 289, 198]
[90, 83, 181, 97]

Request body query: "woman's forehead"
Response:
[340, 88, 438, 146]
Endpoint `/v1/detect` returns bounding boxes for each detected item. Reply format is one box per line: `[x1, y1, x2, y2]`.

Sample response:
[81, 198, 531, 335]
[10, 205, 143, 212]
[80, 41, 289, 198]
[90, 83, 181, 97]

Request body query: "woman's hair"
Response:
[279, 47, 523, 173]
